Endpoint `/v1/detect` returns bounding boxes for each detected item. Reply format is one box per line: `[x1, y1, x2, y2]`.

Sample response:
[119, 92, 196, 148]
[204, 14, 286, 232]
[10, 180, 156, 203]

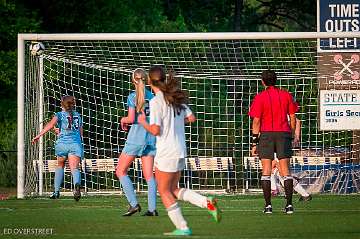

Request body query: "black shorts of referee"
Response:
[258, 132, 293, 160]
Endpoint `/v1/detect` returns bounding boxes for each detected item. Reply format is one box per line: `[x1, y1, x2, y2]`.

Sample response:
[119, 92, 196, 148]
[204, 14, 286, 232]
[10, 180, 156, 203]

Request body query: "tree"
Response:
[162, 0, 315, 32]
[0, 0, 41, 187]
[248, 0, 316, 31]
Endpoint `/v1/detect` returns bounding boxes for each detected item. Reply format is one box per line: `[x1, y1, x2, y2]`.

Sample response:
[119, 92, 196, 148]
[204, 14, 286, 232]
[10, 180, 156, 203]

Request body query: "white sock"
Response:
[167, 203, 189, 230]
[270, 174, 277, 191]
[281, 177, 309, 197]
[294, 183, 309, 197]
[177, 188, 207, 208]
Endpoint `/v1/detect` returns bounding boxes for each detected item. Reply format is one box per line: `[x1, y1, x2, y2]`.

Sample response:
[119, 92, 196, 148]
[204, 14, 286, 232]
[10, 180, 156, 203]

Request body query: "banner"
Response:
[320, 90, 360, 130]
[318, 0, 360, 52]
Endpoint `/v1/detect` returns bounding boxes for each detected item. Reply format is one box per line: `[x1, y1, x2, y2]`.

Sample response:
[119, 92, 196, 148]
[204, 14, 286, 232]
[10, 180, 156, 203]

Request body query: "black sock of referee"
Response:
[261, 175, 271, 206]
[283, 176, 293, 206]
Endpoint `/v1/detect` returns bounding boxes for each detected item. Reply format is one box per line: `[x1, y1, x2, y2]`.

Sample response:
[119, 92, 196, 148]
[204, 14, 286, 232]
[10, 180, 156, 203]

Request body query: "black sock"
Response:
[284, 176, 293, 206]
[261, 175, 271, 206]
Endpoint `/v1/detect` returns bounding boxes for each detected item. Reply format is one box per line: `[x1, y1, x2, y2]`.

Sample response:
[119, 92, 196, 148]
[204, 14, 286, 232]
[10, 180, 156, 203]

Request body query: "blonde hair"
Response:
[61, 95, 76, 129]
[132, 68, 147, 113]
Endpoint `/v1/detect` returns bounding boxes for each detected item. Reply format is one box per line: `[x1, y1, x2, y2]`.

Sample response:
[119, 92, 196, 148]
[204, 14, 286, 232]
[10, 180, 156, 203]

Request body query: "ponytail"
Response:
[148, 66, 188, 115]
[132, 68, 147, 113]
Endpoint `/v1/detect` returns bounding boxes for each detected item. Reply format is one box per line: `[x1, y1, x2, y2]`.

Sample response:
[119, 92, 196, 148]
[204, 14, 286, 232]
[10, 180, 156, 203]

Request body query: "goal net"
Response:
[18, 33, 360, 198]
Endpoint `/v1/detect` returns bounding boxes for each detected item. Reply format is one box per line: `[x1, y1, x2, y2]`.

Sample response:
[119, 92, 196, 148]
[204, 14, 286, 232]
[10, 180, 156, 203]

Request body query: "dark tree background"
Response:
[0, 0, 316, 187]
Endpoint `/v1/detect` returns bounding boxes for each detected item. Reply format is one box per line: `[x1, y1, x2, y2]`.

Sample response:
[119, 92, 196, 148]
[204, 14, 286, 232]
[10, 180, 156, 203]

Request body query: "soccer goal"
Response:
[18, 32, 360, 198]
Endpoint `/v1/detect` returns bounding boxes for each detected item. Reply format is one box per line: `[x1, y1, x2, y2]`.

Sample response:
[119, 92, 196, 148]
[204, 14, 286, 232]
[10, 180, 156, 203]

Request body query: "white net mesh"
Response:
[23, 37, 360, 196]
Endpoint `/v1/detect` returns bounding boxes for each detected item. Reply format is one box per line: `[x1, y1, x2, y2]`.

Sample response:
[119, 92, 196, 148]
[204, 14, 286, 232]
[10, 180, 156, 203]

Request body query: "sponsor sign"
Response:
[320, 90, 360, 130]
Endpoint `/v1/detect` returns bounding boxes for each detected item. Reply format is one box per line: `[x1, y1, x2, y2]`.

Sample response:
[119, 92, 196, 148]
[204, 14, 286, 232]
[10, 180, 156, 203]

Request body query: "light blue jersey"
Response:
[55, 111, 83, 145]
[126, 89, 155, 146]
[54, 111, 83, 158]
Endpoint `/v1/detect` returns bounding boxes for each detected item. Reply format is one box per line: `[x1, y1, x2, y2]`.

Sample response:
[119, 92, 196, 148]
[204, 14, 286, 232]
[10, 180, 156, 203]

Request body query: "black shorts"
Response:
[258, 132, 293, 160]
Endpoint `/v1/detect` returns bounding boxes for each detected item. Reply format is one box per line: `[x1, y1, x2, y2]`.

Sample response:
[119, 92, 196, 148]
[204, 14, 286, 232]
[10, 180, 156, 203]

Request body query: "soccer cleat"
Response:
[207, 196, 222, 223]
[299, 195, 312, 202]
[163, 228, 192, 236]
[263, 205, 272, 214]
[49, 191, 60, 199]
[73, 184, 81, 201]
[284, 204, 294, 214]
[142, 210, 159, 216]
[122, 204, 141, 216]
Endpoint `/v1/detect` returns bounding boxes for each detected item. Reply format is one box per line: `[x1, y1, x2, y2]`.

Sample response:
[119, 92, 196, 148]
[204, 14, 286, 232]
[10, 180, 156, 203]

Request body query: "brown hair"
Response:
[61, 95, 75, 129]
[148, 65, 188, 115]
[132, 68, 147, 113]
[261, 70, 277, 86]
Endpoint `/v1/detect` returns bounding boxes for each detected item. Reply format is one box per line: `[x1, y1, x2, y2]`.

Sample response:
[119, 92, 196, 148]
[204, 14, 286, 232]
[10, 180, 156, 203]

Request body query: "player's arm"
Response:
[31, 116, 58, 144]
[138, 99, 161, 136]
[252, 117, 260, 135]
[120, 107, 135, 131]
[185, 114, 196, 123]
[139, 119, 160, 136]
[184, 105, 196, 124]
[138, 111, 160, 136]
[250, 117, 261, 156]
[288, 94, 299, 138]
[248, 95, 262, 157]
[295, 117, 301, 137]
[289, 113, 296, 137]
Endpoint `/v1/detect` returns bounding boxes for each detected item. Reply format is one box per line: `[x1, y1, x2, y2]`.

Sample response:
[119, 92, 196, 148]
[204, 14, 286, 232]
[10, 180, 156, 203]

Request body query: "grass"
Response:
[0, 194, 359, 238]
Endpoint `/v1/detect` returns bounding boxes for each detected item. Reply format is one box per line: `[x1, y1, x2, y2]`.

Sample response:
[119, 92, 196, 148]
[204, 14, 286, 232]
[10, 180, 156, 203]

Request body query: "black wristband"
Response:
[251, 133, 259, 144]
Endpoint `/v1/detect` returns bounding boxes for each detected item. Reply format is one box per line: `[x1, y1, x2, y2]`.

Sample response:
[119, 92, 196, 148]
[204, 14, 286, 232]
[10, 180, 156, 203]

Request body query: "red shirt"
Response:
[249, 86, 298, 132]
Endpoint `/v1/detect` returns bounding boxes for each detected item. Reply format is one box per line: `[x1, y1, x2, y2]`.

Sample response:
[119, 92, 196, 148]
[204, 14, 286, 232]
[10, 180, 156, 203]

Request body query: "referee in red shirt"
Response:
[249, 70, 298, 214]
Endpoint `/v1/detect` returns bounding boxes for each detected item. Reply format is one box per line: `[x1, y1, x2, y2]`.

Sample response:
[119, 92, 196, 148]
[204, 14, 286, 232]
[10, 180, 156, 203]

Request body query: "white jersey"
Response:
[150, 91, 192, 171]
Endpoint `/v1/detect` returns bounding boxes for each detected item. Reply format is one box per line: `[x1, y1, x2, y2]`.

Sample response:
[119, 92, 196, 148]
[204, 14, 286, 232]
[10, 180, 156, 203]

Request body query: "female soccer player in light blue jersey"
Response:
[32, 95, 83, 201]
[115, 68, 158, 216]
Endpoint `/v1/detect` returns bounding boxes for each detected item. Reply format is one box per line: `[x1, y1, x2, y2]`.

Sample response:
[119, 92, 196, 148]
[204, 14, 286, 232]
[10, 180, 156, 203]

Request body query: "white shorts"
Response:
[154, 157, 185, 173]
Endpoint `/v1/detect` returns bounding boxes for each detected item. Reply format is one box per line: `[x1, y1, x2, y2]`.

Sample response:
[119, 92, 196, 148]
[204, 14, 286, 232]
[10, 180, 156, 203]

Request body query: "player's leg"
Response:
[68, 142, 83, 201]
[278, 174, 310, 199]
[115, 150, 140, 216]
[174, 171, 206, 208]
[155, 168, 191, 236]
[278, 158, 294, 213]
[270, 173, 279, 196]
[293, 177, 312, 201]
[52, 142, 68, 199]
[141, 153, 158, 216]
[270, 161, 279, 196]
[261, 159, 273, 213]
[68, 154, 81, 201]
[174, 171, 221, 223]
[51, 156, 65, 199]
[258, 132, 275, 213]
[276, 132, 294, 214]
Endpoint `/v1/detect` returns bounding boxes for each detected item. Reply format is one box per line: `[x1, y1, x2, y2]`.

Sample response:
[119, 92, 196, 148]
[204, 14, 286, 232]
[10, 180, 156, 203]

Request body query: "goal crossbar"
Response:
[18, 32, 360, 41]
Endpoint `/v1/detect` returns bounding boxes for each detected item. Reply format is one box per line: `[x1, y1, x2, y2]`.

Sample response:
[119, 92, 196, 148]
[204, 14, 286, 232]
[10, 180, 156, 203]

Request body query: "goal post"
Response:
[18, 32, 360, 198]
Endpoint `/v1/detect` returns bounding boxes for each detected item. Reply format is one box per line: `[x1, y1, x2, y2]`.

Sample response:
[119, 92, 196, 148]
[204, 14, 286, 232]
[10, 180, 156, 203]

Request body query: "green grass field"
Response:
[0, 194, 359, 238]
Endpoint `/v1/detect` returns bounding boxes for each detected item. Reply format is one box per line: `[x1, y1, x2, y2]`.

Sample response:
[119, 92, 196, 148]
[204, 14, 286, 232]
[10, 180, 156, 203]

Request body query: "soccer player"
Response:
[249, 70, 298, 214]
[271, 160, 312, 201]
[138, 65, 221, 236]
[32, 95, 83, 201]
[115, 68, 158, 216]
